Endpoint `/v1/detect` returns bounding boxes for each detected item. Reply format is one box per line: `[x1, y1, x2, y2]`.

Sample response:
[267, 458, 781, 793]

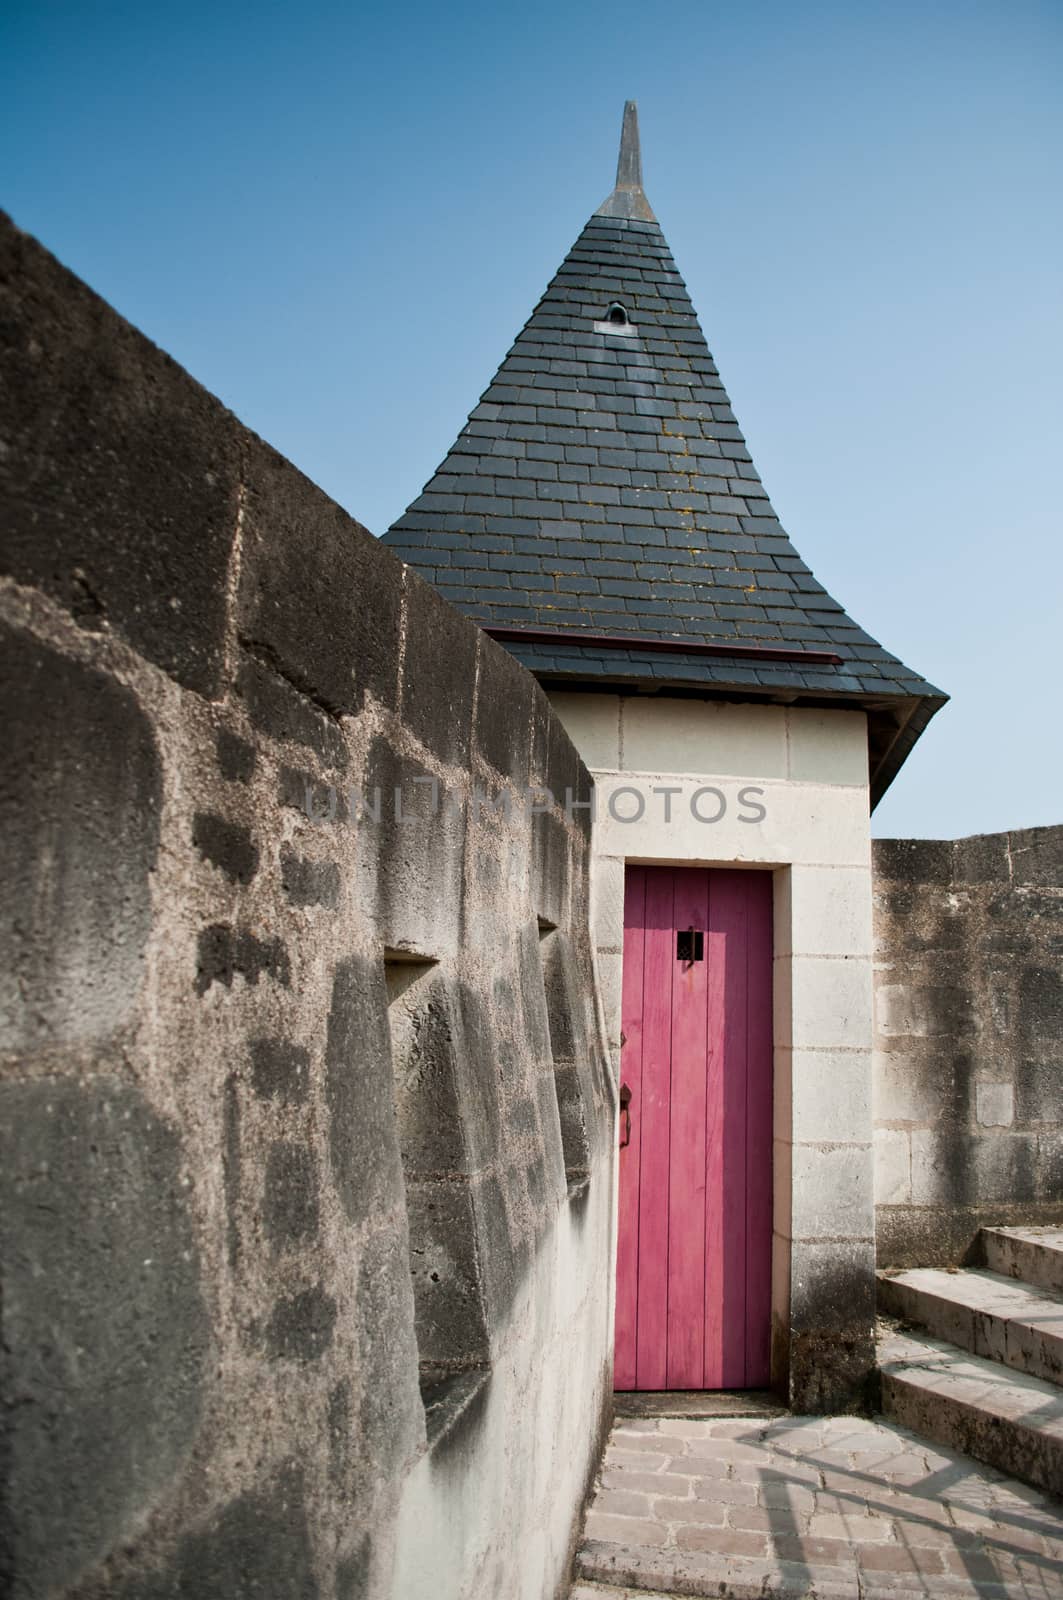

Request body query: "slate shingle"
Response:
[383, 105, 946, 803]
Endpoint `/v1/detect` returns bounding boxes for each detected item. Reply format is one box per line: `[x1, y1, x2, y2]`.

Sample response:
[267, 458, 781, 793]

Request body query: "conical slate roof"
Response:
[384, 104, 946, 804]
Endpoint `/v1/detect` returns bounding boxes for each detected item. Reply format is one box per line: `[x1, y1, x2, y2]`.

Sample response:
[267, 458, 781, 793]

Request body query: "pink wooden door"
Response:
[615, 865, 773, 1391]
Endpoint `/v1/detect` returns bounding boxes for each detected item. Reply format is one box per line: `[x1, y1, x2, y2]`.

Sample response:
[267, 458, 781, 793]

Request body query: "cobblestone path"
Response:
[573, 1413, 1063, 1597]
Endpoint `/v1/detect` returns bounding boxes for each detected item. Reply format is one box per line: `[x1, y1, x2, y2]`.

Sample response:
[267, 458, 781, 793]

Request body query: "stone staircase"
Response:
[878, 1225, 1063, 1496]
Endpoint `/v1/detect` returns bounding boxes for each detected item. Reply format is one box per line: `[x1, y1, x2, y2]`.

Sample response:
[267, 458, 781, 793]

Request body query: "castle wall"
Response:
[873, 828, 1063, 1266]
[547, 690, 877, 1412]
[0, 214, 615, 1600]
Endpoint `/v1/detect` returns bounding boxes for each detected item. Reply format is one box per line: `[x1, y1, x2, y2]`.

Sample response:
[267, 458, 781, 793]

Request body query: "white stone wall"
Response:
[548, 690, 877, 1409]
[392, 1179, 614, 1599]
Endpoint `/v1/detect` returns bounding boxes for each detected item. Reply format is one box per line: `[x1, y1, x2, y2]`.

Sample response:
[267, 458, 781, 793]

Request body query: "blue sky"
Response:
[3, 0, 1060, 837]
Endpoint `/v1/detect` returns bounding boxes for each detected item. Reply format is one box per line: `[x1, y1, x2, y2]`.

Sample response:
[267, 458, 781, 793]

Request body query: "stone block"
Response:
[531, 809, 573, 932]
[0, 626, 161, 1050]
[1036, 1131, 1063, 1195]
[874, 981, 978, 1041]
[354, 1228, 423, 1484]
[1009, 825, 1063, 887]
[389, 973, 478, 1177]
[401, 574, 478, 765]
[790, 956, 873, 1051]
[1016, 1056, 1063, 1125]
[238, 435, 401, 716]
[953, 832, 1010, 884]
[787, 708, 868, 785]
[324, 955, 405, 1226]
[0, 1078, 209, 1597]
[534, 1069, 570, 1201]
[0, 218, 240, 695]
[474, 1168, 531, 1327]
[874, 1128, 911, 1205]
[908, 1129, 957, 1208]
[976, 1081, 1014, 1129]
[595, 951, 623, 1047]
[591, 855, 626, 954]
[360, 736, 464, 962]
[875, 1205, 988, 1268]
[1017, 964, 1063, 1045]
[595, 772, 871, 868]
[405, 1179, 490, 1369]
[516, 921, 553, 1064]
[542, 934, 592, 1182]
[872, 837, 953, 885]
[788, 866, 873, 959]
[790, 1143, 875, 1240]
[873, 1051, 963, 1126]
[974, 1134, 1040, 1205]
[791, 1050, 872, 1146]
[788, 1238, 877, 1410]
[456, 981, 511, 1172]
[622, 696, 787, 779]
[911, 1130, 1040, 1207]
[475, 632, 534, 779]
[335, 1536, 372, 1600]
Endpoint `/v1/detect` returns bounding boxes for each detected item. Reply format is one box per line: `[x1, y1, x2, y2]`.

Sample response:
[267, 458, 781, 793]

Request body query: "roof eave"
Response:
[867, 691, 949, 810]
[498, 640, 947, 809]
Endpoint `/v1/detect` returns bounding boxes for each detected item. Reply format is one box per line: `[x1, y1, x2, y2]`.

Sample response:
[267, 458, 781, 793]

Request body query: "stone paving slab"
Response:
[573, 1413, 1063, 1597]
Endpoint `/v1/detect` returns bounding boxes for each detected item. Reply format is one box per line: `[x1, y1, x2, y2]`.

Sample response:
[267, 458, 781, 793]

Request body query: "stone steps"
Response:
[877, 1226, 1063, 1498]
[982, 1225, 1063, 1297]
[878, 1326, 1063, 1496]
[877, 1264, 1063, 1386]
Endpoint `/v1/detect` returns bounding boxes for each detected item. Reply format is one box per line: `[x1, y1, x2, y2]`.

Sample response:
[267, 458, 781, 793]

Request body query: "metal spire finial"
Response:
[615, 100, 643, 189]
[595, 100, 657, 223]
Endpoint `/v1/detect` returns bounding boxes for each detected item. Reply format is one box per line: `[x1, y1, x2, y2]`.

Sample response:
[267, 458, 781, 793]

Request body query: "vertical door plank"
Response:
[708, 870, 750, 1389]
[744, 871, 774, 1386]
[666, 867, 710, 1388]
[614, 866, 647, 1389]
[703, 871, 726, 1389]
[635, 867, 674, 1390]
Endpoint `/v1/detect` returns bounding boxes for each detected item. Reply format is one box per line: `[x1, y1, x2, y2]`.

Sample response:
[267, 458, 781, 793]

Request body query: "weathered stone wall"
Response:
[0, 213, 615, 1600]
[873, 829, 1063, 1267]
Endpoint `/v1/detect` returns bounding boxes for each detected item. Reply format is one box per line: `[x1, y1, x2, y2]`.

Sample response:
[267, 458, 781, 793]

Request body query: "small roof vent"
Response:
[593, 300, 636, 337]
